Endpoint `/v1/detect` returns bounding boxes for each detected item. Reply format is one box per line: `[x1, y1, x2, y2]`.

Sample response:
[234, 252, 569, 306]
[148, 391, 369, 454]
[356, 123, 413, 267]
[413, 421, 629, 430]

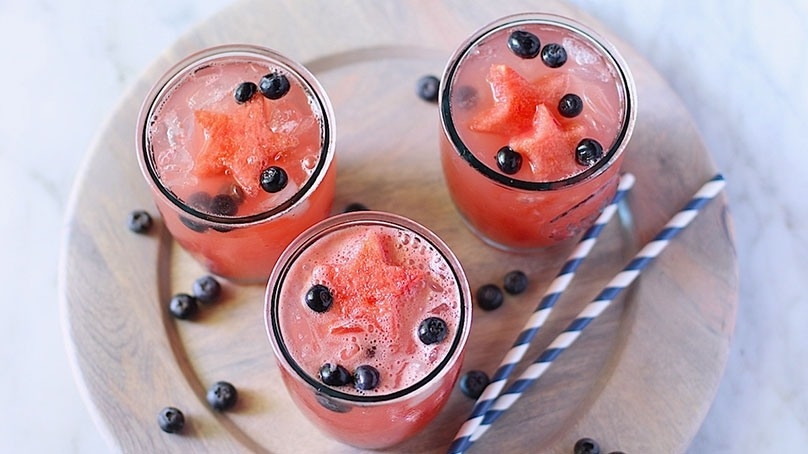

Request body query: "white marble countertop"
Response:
[1, 0, 805, 452]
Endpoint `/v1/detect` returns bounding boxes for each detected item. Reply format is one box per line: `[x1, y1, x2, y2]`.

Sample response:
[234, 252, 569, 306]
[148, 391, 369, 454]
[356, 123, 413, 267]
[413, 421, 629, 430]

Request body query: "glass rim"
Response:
[264, 211, 472, 405]
[136, 44, 335, 226]
[439, 12, 637, 191]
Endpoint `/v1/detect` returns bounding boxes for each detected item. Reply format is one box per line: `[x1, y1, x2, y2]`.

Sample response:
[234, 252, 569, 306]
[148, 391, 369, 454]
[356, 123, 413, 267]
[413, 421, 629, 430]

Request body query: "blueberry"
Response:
[169, 293, 198, 320]
[574, 437, 601, 454]
[507, 30, 541, 59]
[187, 191, 212, 211]
[260, 166, 288, 193]
[179, 216, 208, 233]
[206, 381, 238, 411]
[558, 93, 584, 118]
[233, 81, 257, 104]
[454, 85, 478, 110]
[210, 194, 238, 216]
[157, 406, 185, 433]
[496, 146, 523, 175]
[541, 43, 568, 68]
[459, 370, 490, 399]
[353, 365, 380, 391]
[343, 202, 369, 213]
[305, 284, 333, 312]
[259, 72, 291, 100]
[418, 317, 448, 345]
[127, 210, 153, 233]
[192, 275, 221, 303]
[315, 392, 351, 413]
[319, 363, 352, 386]
[575, 138, 604, 166]
[503, 270, 529, 295]
[476, 284, 504, 311]
[416, 75, 440, 103]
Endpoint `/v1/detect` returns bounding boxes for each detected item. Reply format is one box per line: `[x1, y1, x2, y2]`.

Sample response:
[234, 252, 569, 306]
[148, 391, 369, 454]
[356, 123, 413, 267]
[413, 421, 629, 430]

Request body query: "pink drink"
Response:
[265, 212, 471, 449]
[137, 45, 335, 283]
[439, 13, 636, 250]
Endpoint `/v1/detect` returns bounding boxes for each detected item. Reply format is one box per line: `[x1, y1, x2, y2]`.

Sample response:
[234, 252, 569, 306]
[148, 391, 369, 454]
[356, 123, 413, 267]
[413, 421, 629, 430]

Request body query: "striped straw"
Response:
[464, 173, 726, 449]
[447, 173, 636, 454]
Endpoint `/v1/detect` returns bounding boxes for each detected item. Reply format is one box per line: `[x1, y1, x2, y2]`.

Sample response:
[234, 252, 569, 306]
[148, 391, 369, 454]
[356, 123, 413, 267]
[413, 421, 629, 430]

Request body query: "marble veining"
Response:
[1, 0, 806, 452]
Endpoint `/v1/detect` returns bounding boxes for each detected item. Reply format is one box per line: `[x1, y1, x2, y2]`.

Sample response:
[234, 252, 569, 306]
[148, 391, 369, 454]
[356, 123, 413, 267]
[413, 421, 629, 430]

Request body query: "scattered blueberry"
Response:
[157, 406, 185, 433]
[541, 43, 568, 68]
[343, 202, 369, 213]
[319, 363, 353, 386]
[192, 275, 222, 303]
[259, 72, 291, 100]
[459, 370, 490, 399]
[353, 365, 380, 391]
[233, 81, 257, 104]
[496, 146, 523, 175]
[127, 210, 153, 233]
[503, 270, 529, 295]
[454, 85, 478, 110]
[169, 293, 198, 320]
[416, 75, 440, 103]
[507, 30, 541, 59]
[574, 437, 601, 454]
[206, 381, 238, 411]
[558, 93, 584, 118]
[260, 166, 288, 193]
[210, 194, 238, 216]
[417, 317, 449, 345]
[476, 284, 504, 311]
[575, 138, 604, 166]
[305, 284, 333, 313]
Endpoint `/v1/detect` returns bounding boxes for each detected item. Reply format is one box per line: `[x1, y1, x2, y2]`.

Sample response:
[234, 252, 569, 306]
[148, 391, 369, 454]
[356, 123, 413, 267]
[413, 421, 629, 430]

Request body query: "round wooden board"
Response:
[59, 0, 738, 452]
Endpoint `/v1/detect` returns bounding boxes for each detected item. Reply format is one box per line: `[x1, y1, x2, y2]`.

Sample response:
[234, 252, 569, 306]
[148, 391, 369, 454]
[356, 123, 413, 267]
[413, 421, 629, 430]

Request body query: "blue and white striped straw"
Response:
[464, 173, 726, 449]
[447, 173, 636, 454]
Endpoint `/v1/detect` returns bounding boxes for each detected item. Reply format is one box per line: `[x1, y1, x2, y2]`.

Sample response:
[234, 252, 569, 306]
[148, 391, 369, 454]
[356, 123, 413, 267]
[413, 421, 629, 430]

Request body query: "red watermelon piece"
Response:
[313, 231, 425, 337]
[193, 96, 298, 196]
[510, 103, 585, 181]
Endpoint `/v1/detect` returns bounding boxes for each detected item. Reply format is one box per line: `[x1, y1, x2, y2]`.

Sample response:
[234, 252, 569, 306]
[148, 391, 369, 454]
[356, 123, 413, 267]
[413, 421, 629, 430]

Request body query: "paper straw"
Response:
[465, 173, 726, 448]
[447, 173, 636, 454]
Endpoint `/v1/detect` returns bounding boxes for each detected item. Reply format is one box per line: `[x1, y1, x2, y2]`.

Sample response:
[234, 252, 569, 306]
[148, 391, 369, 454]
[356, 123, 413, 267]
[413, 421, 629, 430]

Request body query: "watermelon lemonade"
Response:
[265, 212, 471, 449]
[439, 13, 636, 250]
[137, 45, 335, 282]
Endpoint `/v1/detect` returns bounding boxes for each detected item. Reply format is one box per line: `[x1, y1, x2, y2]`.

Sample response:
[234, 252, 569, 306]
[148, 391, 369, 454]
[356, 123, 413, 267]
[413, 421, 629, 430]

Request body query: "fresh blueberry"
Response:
[574, 437, 601, 454]
[187, 191, 212, 211]
[507, 30, 541, 59]
[210, 194, 238, 216]
[233, 81, 257, 104]
[305, 284, 333, 313]
[496, 146, 523, 175]
[315, 392, 351, 413]
[157, 406, 185, 433]
[260, 166, 288, 193]
[169, 293, 198, 320]
[503, 270, 529, 295]
[319, 363, 352, 386]
[179, 216, 208, 233]
[576, 138, 604, 166]
[459, 370, 490, 399]
[476, 284, 504, 311]
[454, 85, 478, 110]
[206, 381, 238, 411]
[558, 93, 584, 118]
[541, 43, 568, 68]
[418, 317, 448, 345]
[353, 365, 380, 391]
[127, 210, 153, 233]
[416, 75, 440, 103]
[192, 275, 221, 303]
[343, 202, 369, 213]
[259, 72, 291, 100]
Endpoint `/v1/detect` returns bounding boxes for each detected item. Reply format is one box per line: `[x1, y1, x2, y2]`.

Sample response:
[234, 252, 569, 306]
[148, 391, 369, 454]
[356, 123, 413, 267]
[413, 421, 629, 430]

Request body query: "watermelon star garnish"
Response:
[470, 64, 570, 136]
[510, 103, 585, 181]
[193, 96, 299, 197]
[312, 231, 426, 338]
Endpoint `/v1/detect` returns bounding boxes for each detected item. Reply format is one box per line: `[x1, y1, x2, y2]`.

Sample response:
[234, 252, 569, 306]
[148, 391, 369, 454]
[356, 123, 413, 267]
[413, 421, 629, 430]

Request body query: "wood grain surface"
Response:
[59, 0, 739, 452]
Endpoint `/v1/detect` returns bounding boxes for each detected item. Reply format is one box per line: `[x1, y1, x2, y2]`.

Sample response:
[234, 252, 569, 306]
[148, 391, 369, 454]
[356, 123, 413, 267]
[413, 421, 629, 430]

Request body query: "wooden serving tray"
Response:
[59, 0, 738, 452]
